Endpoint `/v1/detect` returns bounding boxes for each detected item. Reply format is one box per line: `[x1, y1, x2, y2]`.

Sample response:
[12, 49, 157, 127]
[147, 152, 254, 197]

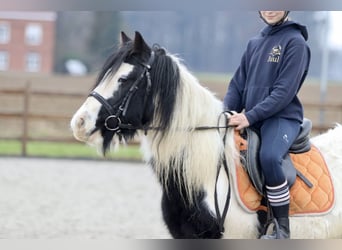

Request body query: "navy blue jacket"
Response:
[224, 21, 311, 127]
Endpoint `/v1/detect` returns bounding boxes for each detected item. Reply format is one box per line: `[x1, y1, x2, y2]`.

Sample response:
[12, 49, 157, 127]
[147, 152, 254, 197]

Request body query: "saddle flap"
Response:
[289, 118, 312, 153]
[244, 128, 264, 195]
[282, 154, 297, 187]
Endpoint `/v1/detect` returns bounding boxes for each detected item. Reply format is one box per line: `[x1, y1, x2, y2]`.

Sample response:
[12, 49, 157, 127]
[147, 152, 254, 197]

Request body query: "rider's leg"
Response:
[258, 117, 301, 239]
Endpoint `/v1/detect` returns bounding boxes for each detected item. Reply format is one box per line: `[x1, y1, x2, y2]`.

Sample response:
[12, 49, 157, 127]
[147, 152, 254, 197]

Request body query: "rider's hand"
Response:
[228, 113, 250, 130]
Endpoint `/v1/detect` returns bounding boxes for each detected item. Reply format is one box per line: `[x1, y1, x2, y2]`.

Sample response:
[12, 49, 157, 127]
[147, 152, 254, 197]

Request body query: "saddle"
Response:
[241, 118, 312, 195]
[234, 118, 335, 215]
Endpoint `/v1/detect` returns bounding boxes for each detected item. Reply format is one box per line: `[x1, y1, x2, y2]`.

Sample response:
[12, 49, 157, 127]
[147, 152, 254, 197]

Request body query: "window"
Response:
[0, 51, 9, 71]
[26, 52, 41, 72]
[25, 24, 43, 45]
[0, 23, 10, 44]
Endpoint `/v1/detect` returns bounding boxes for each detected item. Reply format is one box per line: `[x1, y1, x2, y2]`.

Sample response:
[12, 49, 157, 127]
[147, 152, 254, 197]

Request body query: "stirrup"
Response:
[260, 218, 290, 239]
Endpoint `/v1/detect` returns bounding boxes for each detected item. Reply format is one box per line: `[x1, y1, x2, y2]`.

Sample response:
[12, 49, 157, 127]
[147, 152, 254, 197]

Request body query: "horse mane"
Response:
[143, 50, 238, 204]
[148, 45, 181, 132]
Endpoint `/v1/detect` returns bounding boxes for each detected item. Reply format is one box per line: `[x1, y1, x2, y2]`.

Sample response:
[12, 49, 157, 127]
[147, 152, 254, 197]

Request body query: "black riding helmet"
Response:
[259, 11, 290, 26]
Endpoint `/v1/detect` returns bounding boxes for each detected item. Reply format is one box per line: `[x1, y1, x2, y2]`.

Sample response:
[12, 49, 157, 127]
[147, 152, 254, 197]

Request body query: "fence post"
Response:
[22, 81, 30, 156]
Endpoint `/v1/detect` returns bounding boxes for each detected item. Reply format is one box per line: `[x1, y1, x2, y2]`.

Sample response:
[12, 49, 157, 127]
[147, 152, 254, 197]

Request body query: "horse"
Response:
[70, 31, 342, 239]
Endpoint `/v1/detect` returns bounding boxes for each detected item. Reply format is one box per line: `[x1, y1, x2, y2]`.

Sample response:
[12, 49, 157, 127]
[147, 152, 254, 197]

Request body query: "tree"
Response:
[87, 12, 122, 71]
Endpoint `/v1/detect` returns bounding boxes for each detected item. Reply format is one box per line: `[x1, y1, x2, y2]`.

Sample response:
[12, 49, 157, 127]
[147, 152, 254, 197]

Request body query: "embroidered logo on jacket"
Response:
[267, 45, 281, 63]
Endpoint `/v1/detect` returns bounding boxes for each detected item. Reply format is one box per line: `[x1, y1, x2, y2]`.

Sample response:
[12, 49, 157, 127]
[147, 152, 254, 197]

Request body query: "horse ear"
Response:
[133, 31, 151, 54]
[120, 31, 132, 44]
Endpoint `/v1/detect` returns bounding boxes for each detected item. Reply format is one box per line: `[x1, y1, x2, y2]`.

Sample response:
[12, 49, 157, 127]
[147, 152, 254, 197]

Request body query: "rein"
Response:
[119, 123, 236, 134]
[214, 112, 231, 235]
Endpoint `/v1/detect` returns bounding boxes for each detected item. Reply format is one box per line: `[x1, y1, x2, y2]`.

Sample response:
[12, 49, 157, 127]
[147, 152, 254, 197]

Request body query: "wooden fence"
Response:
[1, 83, 342, 156]
[0, 82, 86, 156]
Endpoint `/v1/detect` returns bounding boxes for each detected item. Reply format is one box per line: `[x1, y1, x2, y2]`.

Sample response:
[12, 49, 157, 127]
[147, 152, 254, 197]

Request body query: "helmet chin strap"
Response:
[259, 11, 290, 26]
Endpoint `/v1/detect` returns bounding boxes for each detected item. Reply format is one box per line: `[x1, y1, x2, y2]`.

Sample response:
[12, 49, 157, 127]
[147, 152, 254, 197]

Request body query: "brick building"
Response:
[0, 11, 56, 73]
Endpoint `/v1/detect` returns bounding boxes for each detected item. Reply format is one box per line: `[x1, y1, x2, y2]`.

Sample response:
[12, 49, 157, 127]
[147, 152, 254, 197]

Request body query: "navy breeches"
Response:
[258, 117, 301, 187]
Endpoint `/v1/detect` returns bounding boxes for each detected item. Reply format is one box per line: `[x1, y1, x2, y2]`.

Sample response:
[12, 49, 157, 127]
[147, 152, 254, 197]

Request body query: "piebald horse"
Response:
[71, 31, 342, 238]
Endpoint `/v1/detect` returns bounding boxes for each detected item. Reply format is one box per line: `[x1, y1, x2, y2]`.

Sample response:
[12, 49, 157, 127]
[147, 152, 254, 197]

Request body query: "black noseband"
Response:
[89, 91, 116, 116]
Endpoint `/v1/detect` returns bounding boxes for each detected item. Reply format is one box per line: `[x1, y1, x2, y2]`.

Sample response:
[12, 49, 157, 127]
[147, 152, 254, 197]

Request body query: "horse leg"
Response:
[161, 182, 222, 239]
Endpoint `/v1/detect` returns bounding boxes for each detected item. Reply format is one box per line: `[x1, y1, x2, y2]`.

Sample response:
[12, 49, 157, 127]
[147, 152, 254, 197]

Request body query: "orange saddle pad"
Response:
[235, 138, 335, 216]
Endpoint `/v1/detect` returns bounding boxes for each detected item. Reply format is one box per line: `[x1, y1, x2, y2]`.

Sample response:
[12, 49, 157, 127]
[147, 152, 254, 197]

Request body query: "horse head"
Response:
[70, 31, 180, 154]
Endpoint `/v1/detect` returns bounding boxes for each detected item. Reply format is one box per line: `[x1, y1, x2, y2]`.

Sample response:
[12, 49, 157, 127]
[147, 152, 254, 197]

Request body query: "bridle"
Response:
[89, 51, 155, 133]
[89, 51, 235, 133]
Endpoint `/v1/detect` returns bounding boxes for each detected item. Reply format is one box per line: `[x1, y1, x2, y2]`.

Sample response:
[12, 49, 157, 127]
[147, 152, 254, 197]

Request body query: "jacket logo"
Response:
[267, 45, 281, 63]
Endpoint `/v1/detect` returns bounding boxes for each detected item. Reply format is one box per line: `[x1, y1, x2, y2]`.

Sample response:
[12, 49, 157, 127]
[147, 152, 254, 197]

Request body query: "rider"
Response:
[224, 11, 311, 239]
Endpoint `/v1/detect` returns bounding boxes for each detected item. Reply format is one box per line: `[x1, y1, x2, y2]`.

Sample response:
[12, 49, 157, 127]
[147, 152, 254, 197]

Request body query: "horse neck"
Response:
[148, 62, 224, 144]
[144, 61, 236, 204]
[173, 64, 223, 129]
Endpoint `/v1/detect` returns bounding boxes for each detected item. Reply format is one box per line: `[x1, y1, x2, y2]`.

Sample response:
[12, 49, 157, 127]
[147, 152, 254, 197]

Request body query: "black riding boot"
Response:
[260, 217, 290, 239]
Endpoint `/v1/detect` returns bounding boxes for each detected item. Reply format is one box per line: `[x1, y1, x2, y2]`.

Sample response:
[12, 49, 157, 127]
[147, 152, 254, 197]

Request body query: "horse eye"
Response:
[118, 76, 128, 83]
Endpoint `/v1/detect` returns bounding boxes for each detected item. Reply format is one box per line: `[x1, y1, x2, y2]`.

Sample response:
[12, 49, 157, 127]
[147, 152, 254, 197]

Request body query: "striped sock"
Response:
[266, 180, 290, 207]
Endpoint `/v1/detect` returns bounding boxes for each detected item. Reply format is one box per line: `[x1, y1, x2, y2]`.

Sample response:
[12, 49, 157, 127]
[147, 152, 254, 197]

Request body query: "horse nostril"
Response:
[78, 117, 85, 128]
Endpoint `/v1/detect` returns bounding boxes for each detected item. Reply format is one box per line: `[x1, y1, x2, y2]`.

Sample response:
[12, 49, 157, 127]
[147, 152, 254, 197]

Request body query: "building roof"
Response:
[0, 11, 56, 22]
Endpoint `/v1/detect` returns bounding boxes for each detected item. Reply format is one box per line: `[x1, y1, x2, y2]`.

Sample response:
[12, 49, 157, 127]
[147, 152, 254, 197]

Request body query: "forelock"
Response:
[94, 42, 134, 88]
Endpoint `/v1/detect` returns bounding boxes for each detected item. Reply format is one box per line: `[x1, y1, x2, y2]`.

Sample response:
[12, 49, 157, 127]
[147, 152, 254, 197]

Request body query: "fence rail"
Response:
[1, 83, 342, 156]
[0, 82, 85, 156]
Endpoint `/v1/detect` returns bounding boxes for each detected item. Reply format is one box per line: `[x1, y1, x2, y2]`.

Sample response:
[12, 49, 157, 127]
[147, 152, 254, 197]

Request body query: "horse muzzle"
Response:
[70, 109, 98, 143]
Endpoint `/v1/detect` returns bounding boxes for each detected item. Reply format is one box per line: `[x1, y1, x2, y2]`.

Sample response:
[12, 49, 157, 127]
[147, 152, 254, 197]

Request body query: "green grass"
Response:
[0, 140, 142, 161]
